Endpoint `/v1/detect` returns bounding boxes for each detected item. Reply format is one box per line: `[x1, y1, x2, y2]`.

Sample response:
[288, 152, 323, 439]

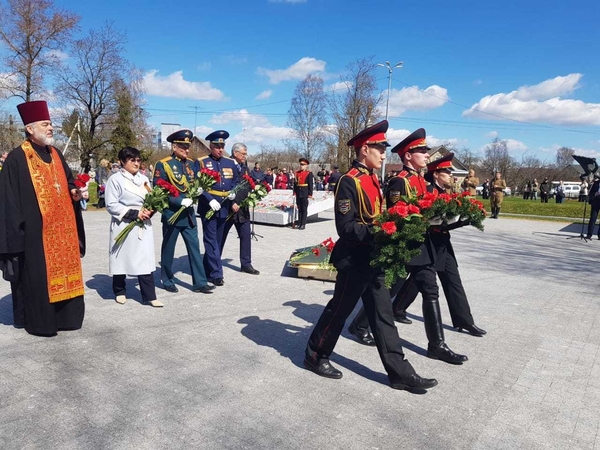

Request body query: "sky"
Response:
[2, 0, 600, 163]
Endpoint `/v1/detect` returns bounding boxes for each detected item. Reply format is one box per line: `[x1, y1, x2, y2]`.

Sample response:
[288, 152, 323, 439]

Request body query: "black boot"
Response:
[496, 207, 501, 218]
[427, 342, 468, 365]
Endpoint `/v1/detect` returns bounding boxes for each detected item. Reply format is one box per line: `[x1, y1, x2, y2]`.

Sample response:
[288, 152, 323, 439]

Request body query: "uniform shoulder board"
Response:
[159, 156, 172, 163]
[398, 170, 409, 177]
[347, 168, 360, 178]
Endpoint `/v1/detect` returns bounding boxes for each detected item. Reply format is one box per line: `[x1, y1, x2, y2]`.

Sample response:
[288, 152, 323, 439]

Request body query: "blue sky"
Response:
[6, 0, 600, 162]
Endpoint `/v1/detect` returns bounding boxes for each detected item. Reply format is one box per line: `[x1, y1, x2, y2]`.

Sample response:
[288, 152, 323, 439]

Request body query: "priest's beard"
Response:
[30, 129, 54, 147]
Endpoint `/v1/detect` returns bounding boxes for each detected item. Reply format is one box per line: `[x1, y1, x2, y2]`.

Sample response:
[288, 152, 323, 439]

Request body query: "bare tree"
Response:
[0, 0, 79, 101]
[329, 57, 382, 170]
[286, 74, 328, 162]
[0, 111, 23, 151]
[55, 22, 128, 165]
[481, 138, 517, 184]
[452, 146, 481, 169]
[555, 146, 575, 168]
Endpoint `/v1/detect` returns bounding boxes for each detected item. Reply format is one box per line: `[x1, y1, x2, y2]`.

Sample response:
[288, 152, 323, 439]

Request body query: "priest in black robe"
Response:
[0, 100, 86, 336]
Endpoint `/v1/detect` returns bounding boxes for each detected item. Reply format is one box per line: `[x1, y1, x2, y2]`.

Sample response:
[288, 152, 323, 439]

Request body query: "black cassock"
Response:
[0, 141, 86, 336]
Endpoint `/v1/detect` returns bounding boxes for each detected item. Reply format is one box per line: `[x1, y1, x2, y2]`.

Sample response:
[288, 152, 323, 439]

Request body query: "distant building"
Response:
[159, 123, 182, 148]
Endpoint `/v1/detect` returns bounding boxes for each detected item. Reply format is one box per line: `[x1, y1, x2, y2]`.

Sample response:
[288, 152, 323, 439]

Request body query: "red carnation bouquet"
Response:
[114, 179, 176, 247]
[371, 191, 486, 287]
[289, 237, 336, 269]
[168, 168, 220, 224]
[74, 173, 91, 209]
[226, 177, 272, 221]
[205, 173, 252, 220]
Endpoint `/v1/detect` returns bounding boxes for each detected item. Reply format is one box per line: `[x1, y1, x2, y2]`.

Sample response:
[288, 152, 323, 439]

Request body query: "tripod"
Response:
[566, 196, 590, 242]
[250, 206, 263, 241]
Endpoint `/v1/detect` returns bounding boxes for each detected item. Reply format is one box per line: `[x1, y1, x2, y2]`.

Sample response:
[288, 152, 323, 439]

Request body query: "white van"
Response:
[552, 181, 581, 199]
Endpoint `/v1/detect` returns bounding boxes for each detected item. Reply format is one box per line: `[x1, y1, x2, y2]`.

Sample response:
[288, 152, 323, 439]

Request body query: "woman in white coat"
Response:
[106, 147, 162, 307]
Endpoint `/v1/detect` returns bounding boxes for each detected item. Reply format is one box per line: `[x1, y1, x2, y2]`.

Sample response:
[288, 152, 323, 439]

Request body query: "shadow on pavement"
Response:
[0, 294, 14, 326]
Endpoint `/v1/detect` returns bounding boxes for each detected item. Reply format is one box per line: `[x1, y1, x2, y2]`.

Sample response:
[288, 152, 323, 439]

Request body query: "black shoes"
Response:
[241, 265, 260, 275]
[212, 278, 225, 286]
[427, 342, 468, 365]
[457, 324, 487, 337]
[298, 225, 306, 230]
[193, 285, 215, 294]
[164, 285, 179, 293]
[394, 314, 412, 325]
[390, 374, 439, 391]
[303, 357, 343, 379]
[348, 322, 376, 346]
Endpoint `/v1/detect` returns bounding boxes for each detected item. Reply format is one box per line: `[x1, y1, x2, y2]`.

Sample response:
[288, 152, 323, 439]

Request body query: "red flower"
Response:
[417, 199, 433, 209]
[200, 168, 221, 183]
[79, 173, 90, 183]
[311, 247, 321, 257]
[388, 202, 409, 217]
[156, 178, 180, 197]
[407, 204, 420, 215]
[242, 174, 256, 190]
[439, 193, 452, 203]
[461, 191, 471, 197]
[381, 221, 397, 235]
[320, 237, 335, 252]
[423, 191, 438, 201]
[261, 181, 272, 192]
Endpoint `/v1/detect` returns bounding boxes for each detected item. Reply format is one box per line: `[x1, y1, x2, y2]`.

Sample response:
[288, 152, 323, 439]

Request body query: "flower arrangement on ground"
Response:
[168, 168, 220, 224]
[114, 179, 177, 247]
[227, 176, 272, 221]
[289, 237, 336, 270]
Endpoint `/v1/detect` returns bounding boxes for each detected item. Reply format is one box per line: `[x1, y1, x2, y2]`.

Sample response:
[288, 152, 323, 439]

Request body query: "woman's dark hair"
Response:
[118, 147, 141, 164]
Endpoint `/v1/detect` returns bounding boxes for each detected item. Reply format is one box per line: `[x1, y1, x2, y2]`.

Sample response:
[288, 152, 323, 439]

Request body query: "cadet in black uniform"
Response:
[304, 120, 438, 392]
[348, 129, 467, 365]
[327, 165, 341, 192]
[294, 158, 313, 230]
[392, 154, 486, 337]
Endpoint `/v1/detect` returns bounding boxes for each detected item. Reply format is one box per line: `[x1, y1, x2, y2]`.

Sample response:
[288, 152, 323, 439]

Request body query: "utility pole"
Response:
[377, 61, 403, 179]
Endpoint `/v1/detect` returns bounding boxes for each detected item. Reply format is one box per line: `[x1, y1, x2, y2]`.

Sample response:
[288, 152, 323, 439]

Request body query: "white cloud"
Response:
[255, 90, 273, 100]
[428, 136, 460, 147]
[204, 109, 293, 145]
[463, 73, 600, 126]
[326, 81, 352, 93]
[231, 126, 292, 145]
[0, 72, 18, 98]
[570, 147, 600, 159]
[268, 0, 306, 3]
[481, 138, 528, 153]
[258, 57, 326, 84]
[386, 128, 411, 142]
[209, 109, 271, 128]
[46, 49, 69, 61]
[143, 70, 225, 101]
[385, 85, 449, 116]
[486, 131, 499, 139]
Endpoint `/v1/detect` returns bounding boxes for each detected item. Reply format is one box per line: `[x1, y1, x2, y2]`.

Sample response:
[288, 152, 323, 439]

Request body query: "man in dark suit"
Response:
[587, 175, 600, 239]
[221, 143, 260, 275]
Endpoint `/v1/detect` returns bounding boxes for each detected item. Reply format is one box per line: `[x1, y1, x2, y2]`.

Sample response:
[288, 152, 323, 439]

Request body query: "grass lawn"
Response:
[482, 196, 588, 219]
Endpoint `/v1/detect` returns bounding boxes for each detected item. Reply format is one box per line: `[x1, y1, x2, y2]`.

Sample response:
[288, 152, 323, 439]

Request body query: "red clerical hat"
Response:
[391, 128, 429, 157]
[347, 120, 390, 148]
[427, 153, 454, 173]
[17, 101, 51, 125]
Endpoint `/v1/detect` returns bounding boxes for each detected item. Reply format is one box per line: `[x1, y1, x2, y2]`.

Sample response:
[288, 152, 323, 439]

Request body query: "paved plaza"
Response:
[1, 209, 599, 449]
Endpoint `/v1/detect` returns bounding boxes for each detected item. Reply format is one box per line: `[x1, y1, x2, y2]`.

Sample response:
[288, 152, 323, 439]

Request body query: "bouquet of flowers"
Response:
[371, 191, 487, 288]
[370, 201, 429, 288]
[168, 168, 220, 224]
[205, 173, 251, 220]
[226, 176, 272, 221]
[114, 179, 177, 247]
[74, 173, 91, 210]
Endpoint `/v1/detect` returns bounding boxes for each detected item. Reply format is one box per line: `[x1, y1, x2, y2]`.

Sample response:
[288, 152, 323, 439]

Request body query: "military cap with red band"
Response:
[17, 100, 51, 125]
[427, 152, 454, 173]
[391, 128, 430, 157]
[347, 120, 390, 148]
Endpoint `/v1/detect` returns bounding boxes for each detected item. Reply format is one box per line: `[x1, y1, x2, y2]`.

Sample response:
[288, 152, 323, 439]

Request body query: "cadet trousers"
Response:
[392, 254, 475, 328]
[161, 223, 208, 289]
[297, 197, 308, 227]
[221, 218, 252, 268]
[306, 267, 416, 383]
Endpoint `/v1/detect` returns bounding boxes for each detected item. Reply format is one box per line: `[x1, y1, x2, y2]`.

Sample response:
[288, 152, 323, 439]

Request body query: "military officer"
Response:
[293, 158, 314, 230]
[327, 165, 341, 192]
[195, 130, 239, 286]
[392, 154, 487, 337]
[153, 130, 214, 294]
[348, 128, 467, 365]
[490, 171, 506, 218]
[221, 142, 260, 275]
[304, 120, 438, 392]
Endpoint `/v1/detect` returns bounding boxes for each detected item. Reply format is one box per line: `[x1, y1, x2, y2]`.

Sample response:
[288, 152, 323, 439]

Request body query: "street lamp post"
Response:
[377, 61, 403, 179]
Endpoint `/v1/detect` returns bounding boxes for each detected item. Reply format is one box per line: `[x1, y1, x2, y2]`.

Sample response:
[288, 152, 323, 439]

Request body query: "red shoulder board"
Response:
[398, 170, 409, 178]
[347, 168, 360, 178]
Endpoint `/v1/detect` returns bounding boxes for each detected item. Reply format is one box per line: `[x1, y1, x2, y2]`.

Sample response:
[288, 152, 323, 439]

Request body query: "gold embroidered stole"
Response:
[22, 141, 84, 303]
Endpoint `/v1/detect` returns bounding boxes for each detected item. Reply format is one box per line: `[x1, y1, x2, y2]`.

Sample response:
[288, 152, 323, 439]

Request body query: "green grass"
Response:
[484, 196, 588, 218]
